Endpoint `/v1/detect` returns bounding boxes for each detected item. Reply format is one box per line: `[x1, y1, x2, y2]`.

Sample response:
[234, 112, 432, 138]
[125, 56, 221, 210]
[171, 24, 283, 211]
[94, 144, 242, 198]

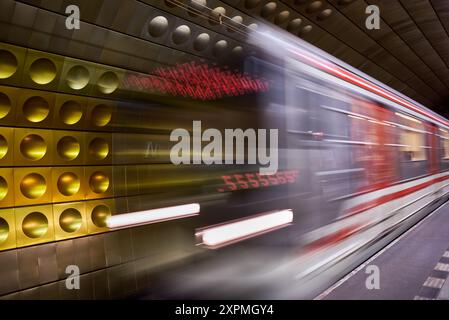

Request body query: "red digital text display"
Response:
[217, 170, 299, 192]
[122, 61, 270, 100]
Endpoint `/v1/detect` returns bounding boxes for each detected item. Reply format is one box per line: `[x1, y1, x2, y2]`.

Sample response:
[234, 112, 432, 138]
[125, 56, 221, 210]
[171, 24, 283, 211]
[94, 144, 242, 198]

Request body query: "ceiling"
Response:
[226, 0, 449, 116]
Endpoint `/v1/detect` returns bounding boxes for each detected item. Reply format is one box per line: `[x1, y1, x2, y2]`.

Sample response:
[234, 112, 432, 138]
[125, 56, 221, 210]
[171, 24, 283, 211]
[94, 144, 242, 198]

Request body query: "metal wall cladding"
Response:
[16, 88, 55, 129]
[14, 167, 53, 207]
[22, 49, 64, 91]
[86, 98, 117, 132]
[86, 198, 114, 235]
[53, 93, 87, 131]
[14, 128, 54, 166]
[0, 43, 27, 87]
[85, 132, 112, 165]
[14, 204, 55, 247]
[84, 166, 113, 199]
[58, 58, 97, 97]
[53, 130, 85, 166]
[0, 127, 14, 166]
[51, 167, 86, 203]
[0, 208, 16, 251]
[0, 85, 18, 126]
[0, 168, 14, 208]
[52, 201, 88, 241]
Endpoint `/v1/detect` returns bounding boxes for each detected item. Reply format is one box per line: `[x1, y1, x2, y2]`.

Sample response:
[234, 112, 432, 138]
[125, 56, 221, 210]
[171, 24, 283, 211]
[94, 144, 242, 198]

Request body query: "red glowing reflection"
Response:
[123, 61, 270, 100]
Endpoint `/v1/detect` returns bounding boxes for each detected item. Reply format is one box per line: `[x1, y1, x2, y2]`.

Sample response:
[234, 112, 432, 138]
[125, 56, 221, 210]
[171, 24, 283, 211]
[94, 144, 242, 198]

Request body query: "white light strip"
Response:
[107, 203, 200, 229]
[196, 209, 293, 249]
[395, 112, 421, 124]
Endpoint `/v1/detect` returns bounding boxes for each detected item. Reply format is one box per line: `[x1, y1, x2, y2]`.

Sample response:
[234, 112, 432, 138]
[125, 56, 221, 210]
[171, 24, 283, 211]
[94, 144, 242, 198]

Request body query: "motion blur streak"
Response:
[196, 209, 293, 249]
[106, 203, 200, 229]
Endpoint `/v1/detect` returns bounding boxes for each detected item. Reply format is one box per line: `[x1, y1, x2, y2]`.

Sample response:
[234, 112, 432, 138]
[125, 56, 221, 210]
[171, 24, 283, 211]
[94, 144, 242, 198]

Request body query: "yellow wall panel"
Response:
[0, 208, 16, 251]
[14, 128, 53, 166]
[51, 167, 86, 203]
[53, 201, 87, 241]
[0, 126, 14, 166]
[0, 85, 18, 126]
[0, 168, 14, 208]
[86, 198, 114, 234]
[14, 167, 52, 206]
[0, 43, 27, 86]
[15, 204, 55, 247]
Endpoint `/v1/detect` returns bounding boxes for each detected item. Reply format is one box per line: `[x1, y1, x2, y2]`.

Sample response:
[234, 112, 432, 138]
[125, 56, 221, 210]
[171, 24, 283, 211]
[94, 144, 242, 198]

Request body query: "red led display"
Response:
[217, 170, 299, 192]
[122, 61, 270, 100]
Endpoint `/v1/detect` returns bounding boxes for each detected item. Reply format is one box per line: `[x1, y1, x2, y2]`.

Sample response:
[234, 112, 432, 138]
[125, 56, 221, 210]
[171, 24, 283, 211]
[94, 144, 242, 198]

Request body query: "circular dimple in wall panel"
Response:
[0, 217, 9, 244]
[0, 50, 18, 79]
[60, 100, 83, 125]
[0, 92, 11, 119]
[213, 40, 228, 57]
[57, 136, 80, 161]
[66, 65, 90, 90]
[91, 204, 111, 228]
[193, 33, 210, 51]
[0, 176, 7, 201]
[20, 173, 47, 199]
[89, 171, 109, 194]
[97, 72, 119, 94]
[172, 25, 191, 45]
[23, 96, 50, 123]
[91, 104, 112, 127]
[29, 58, 57, 85]
[148, 16, 169, 37]
[261, 2, 277, 18]
[0, 134, 8, 160]
[20, 134, 47, 161]
[22, 212, 48, 238]
[59, 208, 82, 233]
[88, 138, 109, 160]
[57, 172, 80, 196]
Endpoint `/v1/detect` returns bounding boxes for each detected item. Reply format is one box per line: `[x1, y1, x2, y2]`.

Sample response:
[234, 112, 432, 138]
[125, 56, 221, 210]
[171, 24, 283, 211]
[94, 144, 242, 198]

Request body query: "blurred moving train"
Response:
[135, 26, 449, 299]
[2, 11, 449, 299]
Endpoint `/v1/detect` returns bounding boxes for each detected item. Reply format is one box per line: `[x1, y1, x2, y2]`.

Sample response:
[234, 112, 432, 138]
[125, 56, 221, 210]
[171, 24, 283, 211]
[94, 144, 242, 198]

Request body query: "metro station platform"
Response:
[317, 201, 449, 300]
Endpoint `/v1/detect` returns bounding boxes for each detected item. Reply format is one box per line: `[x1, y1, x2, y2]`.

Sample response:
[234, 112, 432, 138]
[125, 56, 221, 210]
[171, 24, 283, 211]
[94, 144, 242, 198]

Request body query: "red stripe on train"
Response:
[344, 174, 449, 218]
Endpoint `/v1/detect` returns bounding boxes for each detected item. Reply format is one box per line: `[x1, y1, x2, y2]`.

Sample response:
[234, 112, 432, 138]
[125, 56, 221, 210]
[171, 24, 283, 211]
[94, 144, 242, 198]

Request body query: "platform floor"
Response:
[318, 201, 449, 300]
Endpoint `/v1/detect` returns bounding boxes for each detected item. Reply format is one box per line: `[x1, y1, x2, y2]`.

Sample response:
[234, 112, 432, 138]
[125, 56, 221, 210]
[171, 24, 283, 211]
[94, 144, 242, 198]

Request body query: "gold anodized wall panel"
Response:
[15, 204, 55, 247]
[51, 167, 86, 203]
[0, 85, 18, 126]
[84, 166, 113, 199]
[0, 43, 27, 86]
[85, 132, 112, 165]
[16, 88, 55, 128]
[14, 167, 52, 206]
[86, 198, 114, 234]
[14, 128, 54, 166]
[53, 201, 88, 240]
[22, 49, 64, 91]
[0, 168, 14, 208]
[86, 97, 116, 132]
[53, 130, 85, 165]
[53, 93, 87, 131]
[0, 208, 16, 251]
[0, 126, 14, 166]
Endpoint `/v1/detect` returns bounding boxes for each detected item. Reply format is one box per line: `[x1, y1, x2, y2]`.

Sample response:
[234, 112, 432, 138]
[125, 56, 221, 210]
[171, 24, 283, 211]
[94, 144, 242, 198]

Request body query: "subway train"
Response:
[134, 26, 449, 299]
[1, 17, 449, 299]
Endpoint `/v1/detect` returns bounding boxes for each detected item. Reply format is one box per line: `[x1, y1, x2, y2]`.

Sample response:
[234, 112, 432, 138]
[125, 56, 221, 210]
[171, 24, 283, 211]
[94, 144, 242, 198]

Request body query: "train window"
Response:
[440, 128, 449, 159]
[396, 113, 427, 161]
